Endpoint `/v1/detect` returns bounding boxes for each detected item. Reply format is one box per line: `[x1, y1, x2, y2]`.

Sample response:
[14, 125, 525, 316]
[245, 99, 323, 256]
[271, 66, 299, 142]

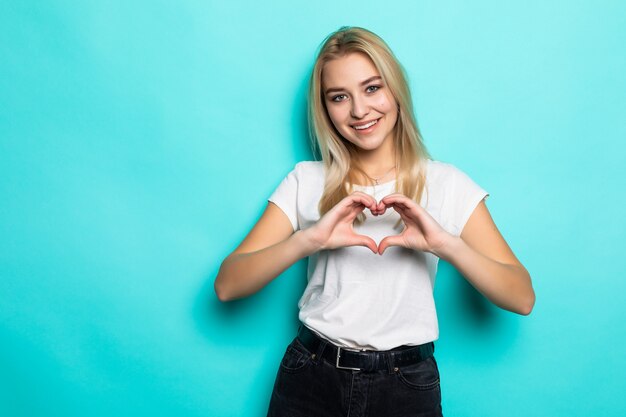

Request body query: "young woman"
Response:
[215, 26, 535, 417]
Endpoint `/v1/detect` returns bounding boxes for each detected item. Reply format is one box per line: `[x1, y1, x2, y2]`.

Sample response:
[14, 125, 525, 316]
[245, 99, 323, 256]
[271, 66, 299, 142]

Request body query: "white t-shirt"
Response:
[267, 159, 489, 350]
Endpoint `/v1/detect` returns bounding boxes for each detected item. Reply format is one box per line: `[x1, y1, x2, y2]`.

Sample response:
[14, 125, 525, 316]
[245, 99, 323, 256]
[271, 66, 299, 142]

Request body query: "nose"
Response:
[350, 95, 369, 119]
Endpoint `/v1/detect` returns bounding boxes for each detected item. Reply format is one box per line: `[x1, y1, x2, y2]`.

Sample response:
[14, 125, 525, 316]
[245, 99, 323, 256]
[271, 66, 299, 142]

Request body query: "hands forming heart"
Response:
[305, 191, 451, 256]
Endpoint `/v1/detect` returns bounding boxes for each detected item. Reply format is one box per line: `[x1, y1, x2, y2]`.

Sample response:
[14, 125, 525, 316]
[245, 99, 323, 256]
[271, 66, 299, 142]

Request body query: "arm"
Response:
[377, 194, 535, 315]
[214, 203, 318, 302]
[215, 193, 380, 302]
[432, 199, 536, 315]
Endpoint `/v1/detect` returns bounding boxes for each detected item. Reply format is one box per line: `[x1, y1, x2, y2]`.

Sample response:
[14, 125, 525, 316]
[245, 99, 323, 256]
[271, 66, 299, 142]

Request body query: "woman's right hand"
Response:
[302, 191, 380, 254]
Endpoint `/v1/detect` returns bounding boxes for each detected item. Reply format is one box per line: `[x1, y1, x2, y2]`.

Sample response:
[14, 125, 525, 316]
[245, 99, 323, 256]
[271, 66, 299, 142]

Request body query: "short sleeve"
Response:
[447, 165, 490, 237]
[268, 164, 300, 232]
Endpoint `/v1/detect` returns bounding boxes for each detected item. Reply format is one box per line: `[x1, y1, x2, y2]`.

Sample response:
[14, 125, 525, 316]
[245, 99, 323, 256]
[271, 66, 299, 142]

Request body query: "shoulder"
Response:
[425, 159, 485, 195]
[425, 158, 464, 182]
[294, 160, 323, 170]
[292, 160, 324, 178]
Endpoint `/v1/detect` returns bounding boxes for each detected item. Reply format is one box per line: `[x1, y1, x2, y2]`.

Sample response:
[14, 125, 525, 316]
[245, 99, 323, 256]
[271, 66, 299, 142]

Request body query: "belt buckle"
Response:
[336, 346, 362, 371]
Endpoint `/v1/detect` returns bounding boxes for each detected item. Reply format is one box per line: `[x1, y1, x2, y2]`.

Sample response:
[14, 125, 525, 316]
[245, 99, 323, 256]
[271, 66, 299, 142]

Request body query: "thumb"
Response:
[352, 234, 379, 254]
[378, 234, 403, 255]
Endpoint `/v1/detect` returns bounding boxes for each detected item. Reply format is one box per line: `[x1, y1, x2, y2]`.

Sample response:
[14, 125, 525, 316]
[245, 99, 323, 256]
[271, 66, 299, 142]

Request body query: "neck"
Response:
[354, 134, 396, 178]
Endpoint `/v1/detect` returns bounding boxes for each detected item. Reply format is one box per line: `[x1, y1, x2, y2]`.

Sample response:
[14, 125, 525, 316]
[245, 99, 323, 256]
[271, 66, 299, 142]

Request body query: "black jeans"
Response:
[267, 335, 443, 417]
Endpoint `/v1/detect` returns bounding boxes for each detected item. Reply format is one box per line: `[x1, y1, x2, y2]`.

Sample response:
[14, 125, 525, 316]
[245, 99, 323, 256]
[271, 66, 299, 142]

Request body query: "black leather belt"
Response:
[296, 324, 434, 372]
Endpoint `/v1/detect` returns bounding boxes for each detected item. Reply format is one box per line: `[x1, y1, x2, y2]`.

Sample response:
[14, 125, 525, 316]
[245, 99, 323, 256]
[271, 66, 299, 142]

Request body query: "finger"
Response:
[375, 200, 388, 215]
[346, 192, 377, 212]
[334, 195, 373, 222]
[376, 199, 409, 216]
[382, 194, 422, 211]
[371, 201, 384, 216]
[380, 193, 407, 203]
[390, 202, 432, 229]
[351, 191, 378, 205]
[378, 234, 404, 255]
[347, 193, 380, 220]
[384, 198, 424, 220]
[351, 234, 379, 254]
[345, 200, 375, 222]
[381, 196, 412, 210]
[391, 205, 412, 222]
[376, 194, 408, 213]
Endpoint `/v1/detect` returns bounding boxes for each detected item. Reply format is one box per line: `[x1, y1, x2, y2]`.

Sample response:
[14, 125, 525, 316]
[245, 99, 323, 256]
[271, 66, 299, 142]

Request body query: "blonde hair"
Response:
[308, 26, 432, 225]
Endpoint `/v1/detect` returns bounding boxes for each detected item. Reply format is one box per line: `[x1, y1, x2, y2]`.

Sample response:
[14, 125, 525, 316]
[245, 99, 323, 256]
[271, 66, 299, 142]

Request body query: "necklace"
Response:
[365, 166, 396, 185]
[363, 165, 397, 195]
[365, 165, 397, 185]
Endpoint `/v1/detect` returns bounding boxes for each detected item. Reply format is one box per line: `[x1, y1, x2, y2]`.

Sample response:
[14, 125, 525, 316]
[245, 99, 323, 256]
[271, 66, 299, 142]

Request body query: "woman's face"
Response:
[322, 52, 398, 152]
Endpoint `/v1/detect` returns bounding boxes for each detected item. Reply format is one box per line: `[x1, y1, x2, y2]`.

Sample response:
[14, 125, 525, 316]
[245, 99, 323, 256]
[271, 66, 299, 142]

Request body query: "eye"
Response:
[331, 94, 347, 102]
[366, 85, 381, 93]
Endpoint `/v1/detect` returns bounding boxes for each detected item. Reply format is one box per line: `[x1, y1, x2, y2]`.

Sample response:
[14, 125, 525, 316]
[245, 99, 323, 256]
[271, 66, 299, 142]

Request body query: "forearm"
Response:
[215, 230, 320, 302]
[433, 235, 535, 315]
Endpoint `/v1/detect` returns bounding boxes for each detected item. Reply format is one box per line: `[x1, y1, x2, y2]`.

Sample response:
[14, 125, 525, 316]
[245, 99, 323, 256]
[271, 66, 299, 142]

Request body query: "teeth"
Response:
[354, 120, 378, 130]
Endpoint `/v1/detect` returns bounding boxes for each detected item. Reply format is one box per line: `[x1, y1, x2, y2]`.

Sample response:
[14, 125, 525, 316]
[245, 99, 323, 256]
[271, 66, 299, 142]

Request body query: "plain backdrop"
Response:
[1, 1, 625, 416]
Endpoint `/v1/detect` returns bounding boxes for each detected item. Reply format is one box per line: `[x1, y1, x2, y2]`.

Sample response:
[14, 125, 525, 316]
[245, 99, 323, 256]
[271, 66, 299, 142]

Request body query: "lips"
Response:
[352, 118, 380, 130]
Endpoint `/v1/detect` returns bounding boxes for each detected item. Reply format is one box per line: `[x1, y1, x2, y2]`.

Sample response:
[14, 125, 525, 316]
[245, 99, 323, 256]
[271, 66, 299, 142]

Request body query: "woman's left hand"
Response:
[375, 193, 452, 256]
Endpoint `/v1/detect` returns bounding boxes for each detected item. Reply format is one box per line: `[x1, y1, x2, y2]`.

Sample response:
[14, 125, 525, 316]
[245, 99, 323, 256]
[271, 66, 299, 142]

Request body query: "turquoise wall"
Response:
[1, 1, 624, 416]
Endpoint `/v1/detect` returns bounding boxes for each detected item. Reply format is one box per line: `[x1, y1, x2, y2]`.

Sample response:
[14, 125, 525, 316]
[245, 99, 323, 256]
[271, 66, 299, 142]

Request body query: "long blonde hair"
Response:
[309, 26, 432, 225]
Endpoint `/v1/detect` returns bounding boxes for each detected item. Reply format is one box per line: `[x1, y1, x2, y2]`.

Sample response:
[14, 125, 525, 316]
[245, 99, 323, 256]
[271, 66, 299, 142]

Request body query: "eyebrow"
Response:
[324, 76, 382, 95]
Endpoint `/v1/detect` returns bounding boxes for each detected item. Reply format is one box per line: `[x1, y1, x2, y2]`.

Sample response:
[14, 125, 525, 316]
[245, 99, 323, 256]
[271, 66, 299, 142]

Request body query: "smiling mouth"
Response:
[352, 118, 380, 130]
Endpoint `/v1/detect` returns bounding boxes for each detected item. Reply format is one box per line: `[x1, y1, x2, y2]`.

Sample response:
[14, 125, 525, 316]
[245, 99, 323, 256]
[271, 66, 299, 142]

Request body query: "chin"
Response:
[362, 141, 385, 150]
[346, 131, 390, 150]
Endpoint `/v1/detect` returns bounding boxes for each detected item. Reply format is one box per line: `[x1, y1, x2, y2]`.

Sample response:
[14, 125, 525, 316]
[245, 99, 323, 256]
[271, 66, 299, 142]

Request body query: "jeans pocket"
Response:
[395, 356, 440, 390]
[279, 338, 313, 374]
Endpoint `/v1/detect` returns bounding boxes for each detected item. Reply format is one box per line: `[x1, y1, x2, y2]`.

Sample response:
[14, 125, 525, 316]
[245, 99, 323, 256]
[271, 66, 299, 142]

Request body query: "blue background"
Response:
[1, 1, 625, 416]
